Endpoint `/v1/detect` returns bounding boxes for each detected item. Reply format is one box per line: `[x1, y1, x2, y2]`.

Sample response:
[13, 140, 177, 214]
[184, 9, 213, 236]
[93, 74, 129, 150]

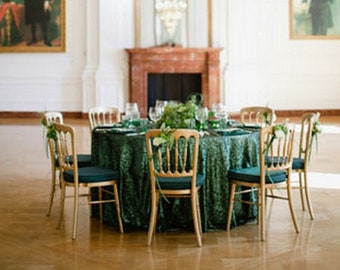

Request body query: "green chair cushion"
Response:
[156, 174, 204, 190]
[63, 166, 119, 183]
[228, 167, 287, 184]
[292, 157, 305, 170]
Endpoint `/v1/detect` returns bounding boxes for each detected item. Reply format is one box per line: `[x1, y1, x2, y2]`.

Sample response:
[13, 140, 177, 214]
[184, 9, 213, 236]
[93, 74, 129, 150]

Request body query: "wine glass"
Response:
[125, 102, 140, 121]
[148, 106, 162, 123]
[155, 100, 168, 113]
[212, 103, 228, 128]
[195, 107, 209, 133]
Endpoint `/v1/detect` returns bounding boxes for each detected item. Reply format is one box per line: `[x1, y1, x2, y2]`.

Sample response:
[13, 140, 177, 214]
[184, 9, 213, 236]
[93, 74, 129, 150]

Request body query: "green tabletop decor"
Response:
[155, 93, 202, 129]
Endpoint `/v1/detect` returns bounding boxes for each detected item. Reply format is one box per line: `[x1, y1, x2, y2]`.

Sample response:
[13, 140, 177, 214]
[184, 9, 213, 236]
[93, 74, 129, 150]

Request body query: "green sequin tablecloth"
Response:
[91, 129, 259, 232]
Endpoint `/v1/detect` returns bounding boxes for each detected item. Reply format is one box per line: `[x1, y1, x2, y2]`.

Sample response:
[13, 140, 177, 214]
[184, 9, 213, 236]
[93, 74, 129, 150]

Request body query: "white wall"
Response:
[0, 0, 87, 112]
[0, 0, 339, 114]
[226, 0, 340, 112]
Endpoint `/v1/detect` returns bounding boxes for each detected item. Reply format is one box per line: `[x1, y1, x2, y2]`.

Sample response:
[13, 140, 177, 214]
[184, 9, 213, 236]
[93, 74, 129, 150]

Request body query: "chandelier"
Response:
[155, 0, 187, 45]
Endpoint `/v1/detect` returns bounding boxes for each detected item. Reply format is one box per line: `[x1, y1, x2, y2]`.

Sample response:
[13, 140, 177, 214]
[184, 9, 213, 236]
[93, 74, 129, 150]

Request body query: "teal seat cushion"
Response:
[156, 174, 204, 190]
[56, 154, 92, 168]
[228, 167, 287, 184]
[63, 166, 119, 183]
[292, 157, 305, 170]
[76, 154, 93, 167]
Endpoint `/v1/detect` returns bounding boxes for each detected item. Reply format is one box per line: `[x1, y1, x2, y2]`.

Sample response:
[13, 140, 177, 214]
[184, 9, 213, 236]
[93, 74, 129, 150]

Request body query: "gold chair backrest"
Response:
[89, 106, 121, 131]
[297, 112, 319, 162]
[240, 106, 275, 126]
[145, 129, 200, 191]
[43, 111, 64, 165]
[54, 123, 78, 183]
[44, 111, 63, 125]
[261, 125, 295, 185]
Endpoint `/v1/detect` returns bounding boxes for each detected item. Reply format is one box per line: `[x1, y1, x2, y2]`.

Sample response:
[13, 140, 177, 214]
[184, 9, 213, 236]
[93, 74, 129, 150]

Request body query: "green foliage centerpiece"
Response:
[155, 93, 203, 129]
[151, 93, 202, 151]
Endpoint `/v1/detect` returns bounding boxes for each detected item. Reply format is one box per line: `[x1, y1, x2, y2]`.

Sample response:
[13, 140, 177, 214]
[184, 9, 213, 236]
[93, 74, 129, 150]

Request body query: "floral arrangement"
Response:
[264, 119, 289, 155]
[309, 112, 322, 159]
[155, 93, 202, 129]
[262, 112, 271, 126]
[151, 93, 202, 150]
[312, 112, 322, 137]
[152, 123, 176, 149]
[273, 119, 288, 139]
[40, 113, 58, 157]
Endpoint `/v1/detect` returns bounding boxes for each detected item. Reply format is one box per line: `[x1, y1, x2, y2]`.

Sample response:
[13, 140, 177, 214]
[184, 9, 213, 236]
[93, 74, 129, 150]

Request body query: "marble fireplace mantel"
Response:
[126, 47, 222, 112]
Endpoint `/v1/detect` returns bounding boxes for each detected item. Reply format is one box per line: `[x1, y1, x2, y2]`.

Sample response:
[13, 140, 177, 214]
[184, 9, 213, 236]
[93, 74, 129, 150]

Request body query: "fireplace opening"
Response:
[147, 73, 202, 108]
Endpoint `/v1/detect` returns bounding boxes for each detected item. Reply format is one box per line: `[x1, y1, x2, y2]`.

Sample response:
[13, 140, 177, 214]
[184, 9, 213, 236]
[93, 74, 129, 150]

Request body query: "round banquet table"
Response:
[91, 127, 260, 232]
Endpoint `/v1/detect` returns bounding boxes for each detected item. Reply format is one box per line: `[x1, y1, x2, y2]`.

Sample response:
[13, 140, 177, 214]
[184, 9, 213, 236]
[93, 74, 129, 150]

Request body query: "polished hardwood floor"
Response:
[1, 116, 340, 270]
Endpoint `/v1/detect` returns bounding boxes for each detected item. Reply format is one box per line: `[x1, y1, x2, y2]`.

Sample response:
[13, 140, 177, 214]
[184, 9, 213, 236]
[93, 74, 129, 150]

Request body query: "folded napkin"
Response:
[215, 128, 250, 136]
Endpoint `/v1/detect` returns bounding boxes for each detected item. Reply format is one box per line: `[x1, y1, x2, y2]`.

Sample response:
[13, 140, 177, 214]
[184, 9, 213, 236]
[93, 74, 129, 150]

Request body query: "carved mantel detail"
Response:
[126, 47, 222, 112]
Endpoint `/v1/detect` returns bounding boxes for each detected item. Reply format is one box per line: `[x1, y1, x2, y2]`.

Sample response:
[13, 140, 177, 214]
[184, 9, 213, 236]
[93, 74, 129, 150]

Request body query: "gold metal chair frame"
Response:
[240, 106, 275, 126]
[145, 129, 203, 247]
[54, 123, 123, 239]
[226, 125, 300, 241]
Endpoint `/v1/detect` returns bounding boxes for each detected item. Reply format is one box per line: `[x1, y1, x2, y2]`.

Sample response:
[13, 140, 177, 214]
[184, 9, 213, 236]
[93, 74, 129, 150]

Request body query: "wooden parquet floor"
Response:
[1, 116, 340, 270]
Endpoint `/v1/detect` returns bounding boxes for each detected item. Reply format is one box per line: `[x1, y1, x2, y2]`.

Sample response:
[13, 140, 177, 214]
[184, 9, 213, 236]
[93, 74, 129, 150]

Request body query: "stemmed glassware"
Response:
[195, 107, 209, 134]
[125, 102, 139, 119]
[124, 102, 140, 127]
[148, 106, 162, 123]
[212, 103, 228, 128]
[155, 100, 168, 113]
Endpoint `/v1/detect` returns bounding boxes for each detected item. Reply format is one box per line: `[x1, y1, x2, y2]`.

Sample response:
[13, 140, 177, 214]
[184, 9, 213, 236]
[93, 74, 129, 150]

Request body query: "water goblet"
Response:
[195, 107, 209, 133]
[125, 102, 139, 117]
[148, 106, 162, 123]
[155, 100, 168, 113]
[125, 102, 140, 126]
[212, 103, 228, 128]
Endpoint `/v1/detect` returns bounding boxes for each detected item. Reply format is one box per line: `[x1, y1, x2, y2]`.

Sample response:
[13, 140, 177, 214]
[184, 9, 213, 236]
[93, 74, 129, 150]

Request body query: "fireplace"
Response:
[148, 73, 202, 108]
[126, 47, 222, 113]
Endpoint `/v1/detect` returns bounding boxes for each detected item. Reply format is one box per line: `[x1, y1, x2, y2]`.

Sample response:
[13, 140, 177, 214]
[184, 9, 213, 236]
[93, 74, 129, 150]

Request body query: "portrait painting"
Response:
[0, 0, 65, 52]
[290, 0, 340, 39]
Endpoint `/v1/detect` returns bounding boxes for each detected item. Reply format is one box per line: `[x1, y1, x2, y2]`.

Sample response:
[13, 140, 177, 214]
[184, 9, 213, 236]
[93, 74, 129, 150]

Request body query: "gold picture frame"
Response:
[0, 0, 65, 53]
[290, 0, 340, 39]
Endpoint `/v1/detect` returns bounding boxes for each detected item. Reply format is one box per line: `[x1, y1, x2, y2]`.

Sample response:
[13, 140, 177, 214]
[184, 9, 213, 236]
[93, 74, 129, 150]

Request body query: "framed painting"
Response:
[0, 0, 65, 53]
[290, 0, 340, 39]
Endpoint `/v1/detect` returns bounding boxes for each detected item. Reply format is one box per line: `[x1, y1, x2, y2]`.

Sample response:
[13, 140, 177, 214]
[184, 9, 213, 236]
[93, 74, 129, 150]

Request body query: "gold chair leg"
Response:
[196, 193, 202, 235]
[191, 193, 202, 247]
[259, 187, 266, 241]
[147, 193, 159, 246]
[47, 168, 57, 216]
[287, 182, 300, 234]
[298, 172, 306, 211]
[303, 172, 315, 220]
[57, 181, 66, 230]
[226, 183, 236, 231]
[113, 183, 124, 233]
[72, 187, 79, 240]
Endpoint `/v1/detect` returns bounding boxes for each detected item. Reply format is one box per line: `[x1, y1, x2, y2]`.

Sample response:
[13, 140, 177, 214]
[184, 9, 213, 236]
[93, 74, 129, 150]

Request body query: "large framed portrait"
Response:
[290, 0, 340, 39]
[0, 0, 65, 53]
